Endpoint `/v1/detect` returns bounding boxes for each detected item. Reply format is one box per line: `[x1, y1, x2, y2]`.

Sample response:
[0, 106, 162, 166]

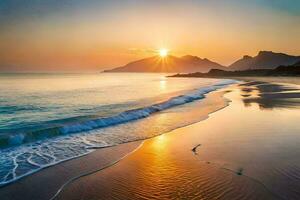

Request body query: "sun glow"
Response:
[159, 49, 169, 57]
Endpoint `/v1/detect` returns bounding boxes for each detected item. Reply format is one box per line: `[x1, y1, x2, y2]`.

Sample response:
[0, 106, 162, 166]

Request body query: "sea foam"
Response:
[0, 79, 236, 186]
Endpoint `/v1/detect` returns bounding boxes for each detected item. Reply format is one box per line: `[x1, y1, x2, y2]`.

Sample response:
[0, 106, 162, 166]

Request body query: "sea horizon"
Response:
[0, 73, 236, 186]
[1, 1, 300, 199]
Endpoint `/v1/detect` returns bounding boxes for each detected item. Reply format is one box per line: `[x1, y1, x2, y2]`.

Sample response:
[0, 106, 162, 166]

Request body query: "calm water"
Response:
[56, 81, 300, 200]
[0, 73, 235, 185]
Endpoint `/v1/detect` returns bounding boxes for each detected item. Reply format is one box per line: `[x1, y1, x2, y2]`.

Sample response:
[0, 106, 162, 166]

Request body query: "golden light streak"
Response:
[158, 49, 169, 57]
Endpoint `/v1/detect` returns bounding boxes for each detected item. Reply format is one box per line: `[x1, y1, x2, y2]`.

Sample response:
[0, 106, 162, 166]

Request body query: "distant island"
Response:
[104, 55, 226, 73]
[104, 51, 300, 73]
[169, 61, 300, 78]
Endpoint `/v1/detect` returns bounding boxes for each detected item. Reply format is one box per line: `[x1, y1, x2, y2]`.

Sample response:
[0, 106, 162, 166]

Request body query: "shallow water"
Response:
[178, 82, 300, 199]
[0, 73, 219, 135]
[57, 81, 300, 200]
[0, 73, 235, 185]
[198, 82, 300, 199]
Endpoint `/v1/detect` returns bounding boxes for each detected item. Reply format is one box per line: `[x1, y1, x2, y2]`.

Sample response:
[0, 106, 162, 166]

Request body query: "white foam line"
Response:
[27, 154, 40, 168]
[48, 83, 238, 200]
[0, 149, 94, 187]
[0, 79, 238, 187]
[49, 141, 144, 200]
[58, 80, 238, 135]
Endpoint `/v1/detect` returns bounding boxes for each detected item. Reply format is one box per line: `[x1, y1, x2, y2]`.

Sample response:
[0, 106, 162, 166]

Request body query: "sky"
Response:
[0, 0, 300, 72]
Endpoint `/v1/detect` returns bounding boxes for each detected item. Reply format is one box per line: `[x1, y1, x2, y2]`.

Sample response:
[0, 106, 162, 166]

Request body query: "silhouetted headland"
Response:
[104, 50, 300, 73]
[104, 55, 225, 73]
[169, 63, 300, 78]
[229, 51, 300, 71]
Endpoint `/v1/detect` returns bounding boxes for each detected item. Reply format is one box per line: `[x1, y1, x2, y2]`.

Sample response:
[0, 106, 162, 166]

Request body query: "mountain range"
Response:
[229, 51, 300, 71]
[104, 55, 225, 73]
[104, 51, 300, 73]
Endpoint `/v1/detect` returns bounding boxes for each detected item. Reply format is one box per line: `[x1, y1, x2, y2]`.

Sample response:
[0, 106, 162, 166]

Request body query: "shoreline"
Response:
[230, 76, 300, 85]
[0, 141, 142, 200]
[55, 79, 300, 200]
[2, 77, 300, 200]
[0, 85, 232, 200]
[0, 78, 235, 187]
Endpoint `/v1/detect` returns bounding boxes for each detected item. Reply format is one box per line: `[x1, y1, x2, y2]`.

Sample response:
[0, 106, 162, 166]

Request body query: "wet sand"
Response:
[233, 76, 300, 85]
[55, 80, 300, 200]
[0, 141, 141, 200]
[0, 86, 230, 200]
[2, 78, 300, 200]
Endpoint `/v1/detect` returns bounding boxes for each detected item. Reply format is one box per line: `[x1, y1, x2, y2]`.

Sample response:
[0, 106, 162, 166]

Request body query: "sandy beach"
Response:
[2, 78, 300, 200]
[0, 82, 230, 200]
[2, 1, 300, 199]
[54, 79, 300, 200]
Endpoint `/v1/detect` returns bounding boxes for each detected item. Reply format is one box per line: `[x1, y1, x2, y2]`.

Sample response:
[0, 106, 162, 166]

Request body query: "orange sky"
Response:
[0, 0, 300, 71]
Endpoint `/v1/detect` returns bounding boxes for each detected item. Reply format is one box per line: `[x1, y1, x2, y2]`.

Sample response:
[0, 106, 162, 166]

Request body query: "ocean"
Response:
[0, 73, 235, 185]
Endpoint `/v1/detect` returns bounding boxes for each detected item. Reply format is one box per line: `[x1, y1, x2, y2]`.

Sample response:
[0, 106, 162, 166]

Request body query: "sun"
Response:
[158, 48, 169, 57]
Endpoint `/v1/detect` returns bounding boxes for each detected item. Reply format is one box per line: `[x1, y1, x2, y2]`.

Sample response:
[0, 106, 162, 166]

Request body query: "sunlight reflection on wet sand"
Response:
[57, 81, 300, 200]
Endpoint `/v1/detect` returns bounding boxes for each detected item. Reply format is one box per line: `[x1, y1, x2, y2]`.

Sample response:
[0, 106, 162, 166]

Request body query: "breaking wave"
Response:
[0, 79, 236, 186]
